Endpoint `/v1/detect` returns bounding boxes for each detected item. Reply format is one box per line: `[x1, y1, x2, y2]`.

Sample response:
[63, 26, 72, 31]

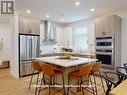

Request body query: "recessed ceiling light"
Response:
[90, 8, 95, 12]
[46, 14, 50, 18]
[26, 9, 31, 14]
[61, 18, 64, 22]
[75, 1, 80, 6]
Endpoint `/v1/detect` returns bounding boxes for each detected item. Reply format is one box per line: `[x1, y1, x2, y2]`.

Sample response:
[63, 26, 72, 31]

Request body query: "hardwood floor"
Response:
[0, 69, 105, 95]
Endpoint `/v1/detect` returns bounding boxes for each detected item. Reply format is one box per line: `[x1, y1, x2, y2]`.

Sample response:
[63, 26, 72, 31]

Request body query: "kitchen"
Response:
[0, 0, 127, 95]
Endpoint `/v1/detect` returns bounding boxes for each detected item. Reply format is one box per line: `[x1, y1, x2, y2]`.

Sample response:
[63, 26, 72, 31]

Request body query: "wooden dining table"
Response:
[109, 80, 127, 95]
[35, 56, 97, 94]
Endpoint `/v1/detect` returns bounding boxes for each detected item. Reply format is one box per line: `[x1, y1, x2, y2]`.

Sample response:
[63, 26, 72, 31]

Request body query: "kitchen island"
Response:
[35, 56, 97, 94]
[40, 52, 95, 58]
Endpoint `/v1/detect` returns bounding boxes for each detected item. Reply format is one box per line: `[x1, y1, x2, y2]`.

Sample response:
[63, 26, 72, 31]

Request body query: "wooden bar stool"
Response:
[67, 64, 94, 95]
[90, 62, 105, 95]
[38, 63, 65, 95]
[29, 61, 43, 95]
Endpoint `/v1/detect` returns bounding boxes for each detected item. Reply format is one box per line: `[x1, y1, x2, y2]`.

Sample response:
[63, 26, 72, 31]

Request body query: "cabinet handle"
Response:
[102, 31, 106, 36]
[28, 30, 32, 33]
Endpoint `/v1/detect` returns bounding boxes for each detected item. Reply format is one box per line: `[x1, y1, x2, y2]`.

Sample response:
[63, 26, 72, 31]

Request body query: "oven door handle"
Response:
[96, 52, 112, 55]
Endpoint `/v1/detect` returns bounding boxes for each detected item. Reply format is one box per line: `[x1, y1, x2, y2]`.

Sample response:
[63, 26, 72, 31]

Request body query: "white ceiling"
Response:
[15, 0, 127, 23]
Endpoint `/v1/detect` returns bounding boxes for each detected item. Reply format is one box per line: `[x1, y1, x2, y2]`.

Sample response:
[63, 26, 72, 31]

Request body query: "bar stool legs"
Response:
[80, 77, 84, 95]
[92, 72, 105, 95]
[35, 72, 40, 95]
[67, 64, 92, 95]
[49, 76, 52, 95]
[46, 75, 65, 95]
[67, 76, 71, 95]
[38, 73, 45, 95]
[29, 70, 35, 90]
[99, 72, 105, 93]
[38, 73, 65, 95]
[67, 77, 85, 95]
[92, 74, 98, 95]
[62, 73, 66, 95]
[28, 70, 40, 95]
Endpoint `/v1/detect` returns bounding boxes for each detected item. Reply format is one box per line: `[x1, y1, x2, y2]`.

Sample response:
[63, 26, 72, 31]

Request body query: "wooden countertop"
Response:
[109, 80, 127, 95]
[35, 56, 97, 67]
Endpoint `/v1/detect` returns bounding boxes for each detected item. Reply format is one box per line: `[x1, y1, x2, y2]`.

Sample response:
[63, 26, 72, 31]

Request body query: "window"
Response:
[74, 27, 88, 51]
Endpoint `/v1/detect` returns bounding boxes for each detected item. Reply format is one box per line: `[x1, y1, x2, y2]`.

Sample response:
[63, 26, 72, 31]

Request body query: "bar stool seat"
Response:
[54, 69, 63, 74]
[69, 70, 80, 77]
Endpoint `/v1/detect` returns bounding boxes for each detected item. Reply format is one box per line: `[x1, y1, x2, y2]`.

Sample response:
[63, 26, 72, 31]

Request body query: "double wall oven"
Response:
[96, 37, 114, 68]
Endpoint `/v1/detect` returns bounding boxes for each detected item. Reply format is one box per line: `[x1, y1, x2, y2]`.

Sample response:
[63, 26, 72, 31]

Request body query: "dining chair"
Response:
[115, 67, 127, 81]
[123, 63, 127, 74]
[102, 71, 122, 95]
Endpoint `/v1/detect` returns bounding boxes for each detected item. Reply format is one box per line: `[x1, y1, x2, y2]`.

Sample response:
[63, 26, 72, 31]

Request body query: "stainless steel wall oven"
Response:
[96, 37, 114, 68]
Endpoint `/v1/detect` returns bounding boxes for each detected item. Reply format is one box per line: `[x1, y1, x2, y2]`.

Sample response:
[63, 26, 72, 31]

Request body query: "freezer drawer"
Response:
[20, 60, 33, 76]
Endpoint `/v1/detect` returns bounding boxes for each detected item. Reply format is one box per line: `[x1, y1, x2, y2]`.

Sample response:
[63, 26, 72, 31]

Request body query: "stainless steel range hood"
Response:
[42, 20, 57, 45]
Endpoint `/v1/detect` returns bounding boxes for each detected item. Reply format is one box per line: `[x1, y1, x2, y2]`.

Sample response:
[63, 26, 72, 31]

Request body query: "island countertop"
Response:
[34, 56, 97, 67]
[40, 52, 96, 58]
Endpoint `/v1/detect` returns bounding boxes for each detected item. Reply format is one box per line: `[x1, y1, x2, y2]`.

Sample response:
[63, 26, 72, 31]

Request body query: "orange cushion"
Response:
[54, 69, 62, 74]
[69, 70, 80, 77]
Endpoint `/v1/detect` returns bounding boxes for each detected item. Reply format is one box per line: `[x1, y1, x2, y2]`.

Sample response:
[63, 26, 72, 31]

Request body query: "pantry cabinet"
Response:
[95, 15, 120, 37]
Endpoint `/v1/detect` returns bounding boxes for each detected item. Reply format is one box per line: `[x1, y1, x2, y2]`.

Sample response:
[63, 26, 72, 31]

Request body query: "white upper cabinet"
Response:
[18, 17, 40, 35]
[95, 15, 120, 37]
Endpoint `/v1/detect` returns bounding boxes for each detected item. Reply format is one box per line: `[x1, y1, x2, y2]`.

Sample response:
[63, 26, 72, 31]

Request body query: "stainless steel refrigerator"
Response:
[19, 34, 40, 77]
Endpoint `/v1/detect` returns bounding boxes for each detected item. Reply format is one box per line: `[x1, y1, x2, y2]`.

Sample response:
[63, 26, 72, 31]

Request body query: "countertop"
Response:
[35, 56, 97, 67]
[40, 52, 95, 57]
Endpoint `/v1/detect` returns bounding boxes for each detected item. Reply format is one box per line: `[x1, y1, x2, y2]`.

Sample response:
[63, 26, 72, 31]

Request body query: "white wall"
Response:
[10, 14, 19, 78]
[0, 16, 19, 78]
[0, 20, 11, 61]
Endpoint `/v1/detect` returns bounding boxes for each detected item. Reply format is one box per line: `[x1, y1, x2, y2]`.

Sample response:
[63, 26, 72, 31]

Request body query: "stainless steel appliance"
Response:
[19, 34, 40, 77]
[96, 37, 114, 69]
[96, 37, 113, 50]
[42, 20, 57, 45]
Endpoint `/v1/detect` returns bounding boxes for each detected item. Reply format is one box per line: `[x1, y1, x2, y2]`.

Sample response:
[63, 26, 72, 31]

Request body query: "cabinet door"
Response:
[19, 18, 25, 33]
[19, 17, 40, 35]
[103, 16, 114, 37]
[95, 16, 115, 37]
[95, 19, 103, 37]
[25, 21, 34, 34]
[34, 21, 40, 35]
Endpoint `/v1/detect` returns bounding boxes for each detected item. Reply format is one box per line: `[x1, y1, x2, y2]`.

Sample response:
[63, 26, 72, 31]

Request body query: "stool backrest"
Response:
[32, 61, 42, 71]
[79, 64, 91, 76]
[91, 62, 101, 72]
[42, 64, 55, 76]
